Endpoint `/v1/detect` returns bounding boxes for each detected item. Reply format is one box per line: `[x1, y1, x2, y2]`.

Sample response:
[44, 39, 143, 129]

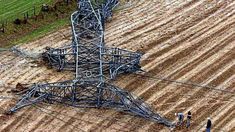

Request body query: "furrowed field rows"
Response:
[0, 0, 234, 131]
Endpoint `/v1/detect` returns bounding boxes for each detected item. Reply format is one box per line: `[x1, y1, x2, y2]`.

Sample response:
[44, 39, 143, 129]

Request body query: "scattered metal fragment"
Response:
[9, 0, 174, 128]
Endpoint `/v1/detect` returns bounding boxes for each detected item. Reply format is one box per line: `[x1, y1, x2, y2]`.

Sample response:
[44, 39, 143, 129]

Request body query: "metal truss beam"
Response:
[10, 80, 173, 127]
[10, 0, 175, 128]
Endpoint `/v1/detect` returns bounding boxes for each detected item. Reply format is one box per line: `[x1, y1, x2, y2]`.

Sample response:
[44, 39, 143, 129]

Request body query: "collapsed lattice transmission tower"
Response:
[10, 0, 174, 128]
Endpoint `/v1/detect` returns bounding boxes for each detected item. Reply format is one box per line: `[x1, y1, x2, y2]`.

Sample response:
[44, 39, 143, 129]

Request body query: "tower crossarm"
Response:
[9, 0, 175, 128]
[9, 80, 174, 127]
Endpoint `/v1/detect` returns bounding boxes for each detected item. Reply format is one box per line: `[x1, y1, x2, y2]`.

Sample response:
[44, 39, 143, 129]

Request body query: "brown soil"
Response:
[0, 0, 234, 131]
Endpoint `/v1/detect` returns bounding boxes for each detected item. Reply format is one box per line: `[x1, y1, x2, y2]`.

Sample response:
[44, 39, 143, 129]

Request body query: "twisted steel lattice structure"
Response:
[10, 0, 174, 128]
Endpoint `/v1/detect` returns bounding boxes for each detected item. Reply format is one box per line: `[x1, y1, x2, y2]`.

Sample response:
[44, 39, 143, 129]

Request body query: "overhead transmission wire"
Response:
[0, 100, 86, 132]
[1, 0, 231, 131]
[0, 96, 86, 131]
[0, 103, 226, 132]
[33, 104, 135, 132]
[0, 96, 16, 100]
[1, 70, 235, 124]
[42, 104, 142, 131]
[4, 95, 175, 131]
[134, 71, 235, 94]
[131, 72, 235, 103]
[0, 96, 149, 131]
[11, 101, 145, 132]
[1, 72, 234, 103]
[34, 98, 220, 131]
[2, 92, 233, 120]
[0, 88, 233, 132]
[0, 96, 160, 131]
[1, 70, 235, 129]
[34, 102, 177, 132]
[0, 74, 234, 130]
[1, 69, 234, 131]
[32, 104, 87, 132]
[0, 107, 79, 132]
[30, 100, 229, 132]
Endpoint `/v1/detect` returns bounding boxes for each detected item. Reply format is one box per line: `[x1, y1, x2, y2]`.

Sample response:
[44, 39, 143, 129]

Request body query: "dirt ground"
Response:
[0, 0, 235, 131]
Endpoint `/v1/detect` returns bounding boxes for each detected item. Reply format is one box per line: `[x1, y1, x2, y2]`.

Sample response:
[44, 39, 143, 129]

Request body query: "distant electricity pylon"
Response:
[10, 0, 174, 128]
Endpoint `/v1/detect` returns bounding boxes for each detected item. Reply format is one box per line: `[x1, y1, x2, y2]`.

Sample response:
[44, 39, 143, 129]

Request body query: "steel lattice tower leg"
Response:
[10, 0, 175, 128]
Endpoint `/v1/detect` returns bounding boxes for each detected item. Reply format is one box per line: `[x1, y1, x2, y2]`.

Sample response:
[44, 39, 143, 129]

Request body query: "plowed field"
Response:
[0, 0, 235, 131]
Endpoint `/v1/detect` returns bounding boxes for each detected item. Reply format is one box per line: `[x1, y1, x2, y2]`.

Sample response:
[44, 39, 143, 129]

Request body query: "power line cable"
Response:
[134, 72, 235, 94]
[1, 89, 233, 132]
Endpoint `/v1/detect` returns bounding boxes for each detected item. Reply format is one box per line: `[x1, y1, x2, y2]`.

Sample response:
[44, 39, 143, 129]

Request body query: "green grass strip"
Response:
[0, 0, 53, 21]
[9, 18, 70, 48]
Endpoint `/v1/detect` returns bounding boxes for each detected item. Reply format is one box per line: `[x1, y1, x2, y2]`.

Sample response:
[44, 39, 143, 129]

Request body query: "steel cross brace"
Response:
[42, 45, 142, 79]
[10, 0, 175, 128]
[10, 80, 173, 127]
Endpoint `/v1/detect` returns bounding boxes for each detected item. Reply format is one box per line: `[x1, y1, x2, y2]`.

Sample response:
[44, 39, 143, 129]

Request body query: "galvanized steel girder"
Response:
[10, 0, 174, 128]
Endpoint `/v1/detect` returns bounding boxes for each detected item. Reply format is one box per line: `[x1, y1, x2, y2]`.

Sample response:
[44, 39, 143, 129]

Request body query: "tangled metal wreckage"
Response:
[9, 0, 174, 128]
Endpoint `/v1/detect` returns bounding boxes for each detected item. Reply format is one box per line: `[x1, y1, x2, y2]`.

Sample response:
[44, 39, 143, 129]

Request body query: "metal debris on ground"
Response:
[9, 0, 174, 128]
